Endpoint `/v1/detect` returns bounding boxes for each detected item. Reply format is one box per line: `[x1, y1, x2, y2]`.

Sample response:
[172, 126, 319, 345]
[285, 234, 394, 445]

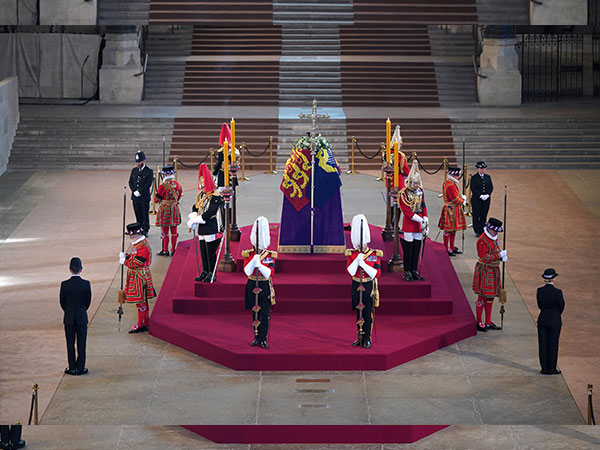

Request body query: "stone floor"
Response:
[9, 425, 600, 449]
[1, 168, 598, 445]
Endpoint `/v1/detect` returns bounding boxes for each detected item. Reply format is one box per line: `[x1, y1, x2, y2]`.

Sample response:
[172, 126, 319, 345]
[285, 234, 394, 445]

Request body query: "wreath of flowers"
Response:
[293, 134, 332, 153]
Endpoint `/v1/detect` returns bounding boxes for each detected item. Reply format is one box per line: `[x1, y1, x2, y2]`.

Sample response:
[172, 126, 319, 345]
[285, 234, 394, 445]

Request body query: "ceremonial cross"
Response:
[298, 99, 330, 254]
[298, 99, 330, 139]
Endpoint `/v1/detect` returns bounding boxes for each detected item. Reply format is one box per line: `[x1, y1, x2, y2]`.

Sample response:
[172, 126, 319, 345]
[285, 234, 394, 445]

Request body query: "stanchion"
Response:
[589, 384, 596, 425]
[347, 137, 359, 174]
[218, 187, 237, 272]
[209, 148, 214, 173]
[173, 156, 179, 182]
[376, 143, 385, 181]
[387, 189, 403, 272]
[150, 167, 160, 215]
[229, 164, 241, 241]
[381, 163, 394, 241]
[240, 142, 249, 181]
[265, 136, 278, 174]
[28, 383, 39, 425]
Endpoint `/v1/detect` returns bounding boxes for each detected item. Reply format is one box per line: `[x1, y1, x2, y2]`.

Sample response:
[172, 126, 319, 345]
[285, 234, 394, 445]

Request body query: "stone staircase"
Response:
[170, 118, 278, 170]
[276, 118, 348, 169]
[9, 117, 173, 169]
[476, 0, 529, 25]
[143, 26, 193, 104]
[273, 0, 354, 25]
[450, 118, 600, 169]
[428, 26, 477, 105]
[191, 26, 281, 55]
[98, 0, 150, 25]
[352, 0, 478, 24]
[149, 0, 274, 25]
[279, 59, 342, 107]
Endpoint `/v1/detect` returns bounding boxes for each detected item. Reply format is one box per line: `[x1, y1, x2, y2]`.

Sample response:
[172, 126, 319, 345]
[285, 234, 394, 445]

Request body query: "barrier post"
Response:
[240, 142, 250, 181]
[347, 137, 359, 174]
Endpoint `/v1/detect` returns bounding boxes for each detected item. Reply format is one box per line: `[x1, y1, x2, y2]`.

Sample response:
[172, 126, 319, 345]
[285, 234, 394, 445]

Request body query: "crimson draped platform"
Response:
[149, 224, 476, 371]
[184, 425, 448, 444]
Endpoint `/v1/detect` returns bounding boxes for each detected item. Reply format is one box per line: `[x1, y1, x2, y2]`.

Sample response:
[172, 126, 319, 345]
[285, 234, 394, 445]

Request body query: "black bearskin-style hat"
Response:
[485, 217, 503, 232]
[475, 161, 487, 169]
[447, 166, 461, 176]
[125, 223, 144, 235]
[69, 257, 83, 271]
[542, 268, 558, 280]
[135, 151, 146, 162]
[161, 165, 175, 175]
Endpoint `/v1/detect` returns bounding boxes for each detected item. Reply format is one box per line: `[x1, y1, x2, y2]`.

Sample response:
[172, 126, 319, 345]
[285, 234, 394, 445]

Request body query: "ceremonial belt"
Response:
[443, 202, 458, 207]
[128, 267, 149, 275]
[352, 276, 374, 283]
[248, 275, 269, 281]
[162, 199, 177, 204]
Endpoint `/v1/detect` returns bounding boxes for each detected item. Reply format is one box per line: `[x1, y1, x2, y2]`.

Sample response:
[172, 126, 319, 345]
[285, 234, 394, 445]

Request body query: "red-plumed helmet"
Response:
[198, 163, 215, 193]
[219, 123, 231, 147]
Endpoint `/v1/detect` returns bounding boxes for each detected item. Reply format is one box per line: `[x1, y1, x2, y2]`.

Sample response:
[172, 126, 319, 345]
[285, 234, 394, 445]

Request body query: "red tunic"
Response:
[242, 249, 276, 279]
[438, 179, 467, 231]
[398, 187, 428, 233]
[472, 233, 501, 298]
[124, 239, 156, 303]
[345, 249, 382, 280]
[154, 180, 182, 227]
[242, 249, 277, 310]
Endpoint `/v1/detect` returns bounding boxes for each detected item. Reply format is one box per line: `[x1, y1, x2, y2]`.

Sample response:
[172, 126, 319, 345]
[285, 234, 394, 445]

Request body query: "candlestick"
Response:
[224, 139, 229, 187]
[230, 118, 236, 163]
[394, 141, 399, 189]
[386, 118, 391, 163]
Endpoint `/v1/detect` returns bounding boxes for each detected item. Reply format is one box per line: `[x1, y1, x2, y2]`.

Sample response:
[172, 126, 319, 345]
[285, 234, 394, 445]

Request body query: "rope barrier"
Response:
[416, 159, 445, 175]
[177, 152, 210, 168]
[355, 140, 382, 160]
[245, 141, 270, 158]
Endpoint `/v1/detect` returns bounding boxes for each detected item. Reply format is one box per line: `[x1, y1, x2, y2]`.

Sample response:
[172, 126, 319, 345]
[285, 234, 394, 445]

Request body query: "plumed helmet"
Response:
[391, 124, 403, 146]
[219, 123, 231, 147]
[350, 214, 371, 250]
[250, 216, 271, 251]
[197, 163, 215, 193]
[406, 160, 422, 188]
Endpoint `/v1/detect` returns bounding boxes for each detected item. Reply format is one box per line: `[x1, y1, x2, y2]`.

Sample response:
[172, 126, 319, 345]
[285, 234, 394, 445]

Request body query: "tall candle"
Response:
[394, 141, 399, 189]
[224, 139, 229, 187]
[386, 118, 391, 163]
[230, 118, 236, 162]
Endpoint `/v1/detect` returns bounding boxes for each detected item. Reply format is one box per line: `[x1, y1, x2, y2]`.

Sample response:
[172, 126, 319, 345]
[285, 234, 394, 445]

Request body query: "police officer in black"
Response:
[537, 268, 565, 375]
[470, 161, 493, 237]
[0, 424, 25, 449]
[128, 151, 154, 235]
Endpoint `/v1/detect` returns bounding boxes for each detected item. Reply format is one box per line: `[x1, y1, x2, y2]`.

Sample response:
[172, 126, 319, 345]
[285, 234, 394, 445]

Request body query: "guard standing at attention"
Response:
[154, 165, 182, 256]
[470, 161, 493, 237]
[128, 151, 154, 235]
[346, 214, 382, 349]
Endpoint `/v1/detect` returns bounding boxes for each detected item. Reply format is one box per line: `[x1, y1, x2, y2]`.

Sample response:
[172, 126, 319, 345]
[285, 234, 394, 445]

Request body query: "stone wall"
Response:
[530, 0, 587, 25]
[40, 0, 96, 25]
[0, 77, 19, 176]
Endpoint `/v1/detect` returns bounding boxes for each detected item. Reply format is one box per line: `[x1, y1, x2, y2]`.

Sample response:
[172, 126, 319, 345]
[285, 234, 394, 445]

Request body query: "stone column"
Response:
[530, 0, 587, 25]
[0, 76, 19, 176]
[99, 28, 144, 104]
[582, 34, 594, 96]
[40, 0, 96, 25]
[477, 26, 522, 106]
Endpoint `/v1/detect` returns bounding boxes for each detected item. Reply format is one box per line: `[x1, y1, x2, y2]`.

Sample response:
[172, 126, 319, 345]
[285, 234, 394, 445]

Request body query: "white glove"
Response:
[461, 194, 467, 204]
[480, 194, 490, 201]
[502, 256, 508, 262]
[119, 253, 126, 264]
[257, 263, 271, 280]
[252, 254, 261, 264]
[133, 190, 141, 198]
[500, 250, 507, 258]
[356, 252, 366, 261]
[411, 214, 424, 224]
[187, 219, 198, 230]
[359, 260, 378, 279]
[187, 212, 205, 225]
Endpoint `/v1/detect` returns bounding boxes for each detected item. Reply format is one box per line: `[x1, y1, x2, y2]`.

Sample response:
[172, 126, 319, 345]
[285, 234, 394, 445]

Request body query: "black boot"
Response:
[411, 239, 424, 281]
[204, 238, 221, 282]
[400, 238, 412, 281]
[197, 239, 210, 281]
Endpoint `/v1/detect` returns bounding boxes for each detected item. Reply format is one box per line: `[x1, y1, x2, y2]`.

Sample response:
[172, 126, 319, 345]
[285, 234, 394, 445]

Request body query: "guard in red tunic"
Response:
[155, 165, 182, 256]
[472, 218, 507, 331]
[119, 223, 156, 333]
[438, 166, 467, 256]
[346, 214, 382, 349]
[242, 216, 277, 348]
[398, 160, 429, 282]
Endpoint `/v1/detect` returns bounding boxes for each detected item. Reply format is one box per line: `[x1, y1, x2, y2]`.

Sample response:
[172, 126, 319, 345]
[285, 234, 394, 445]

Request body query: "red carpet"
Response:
[150, 224, 476, 371]
[184, 424, 448, 444]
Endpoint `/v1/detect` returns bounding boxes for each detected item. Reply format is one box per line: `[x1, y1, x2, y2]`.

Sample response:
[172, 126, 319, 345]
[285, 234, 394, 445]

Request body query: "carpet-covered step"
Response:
[149, 0, 274, 24]
[174, 294, 451, 315]
[191, 26, 282, 55]
[340, 25, 431, 56]
[273, 0, 353, 25]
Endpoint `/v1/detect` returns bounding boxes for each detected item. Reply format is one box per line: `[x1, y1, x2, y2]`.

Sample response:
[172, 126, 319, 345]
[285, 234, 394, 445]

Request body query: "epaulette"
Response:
[241, 249, 252, 258]
[374, 249, 384, 257]
[268, 250, 278, 258]
[345, 249, 354, 256]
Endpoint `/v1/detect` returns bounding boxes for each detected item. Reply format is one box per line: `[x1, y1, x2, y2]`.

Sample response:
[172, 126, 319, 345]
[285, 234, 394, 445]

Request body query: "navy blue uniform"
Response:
[60, 275, 92, 373]
[470, 172, 493, 236]
[537, 284, 565, 374]
[129, 165, 154, 233]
